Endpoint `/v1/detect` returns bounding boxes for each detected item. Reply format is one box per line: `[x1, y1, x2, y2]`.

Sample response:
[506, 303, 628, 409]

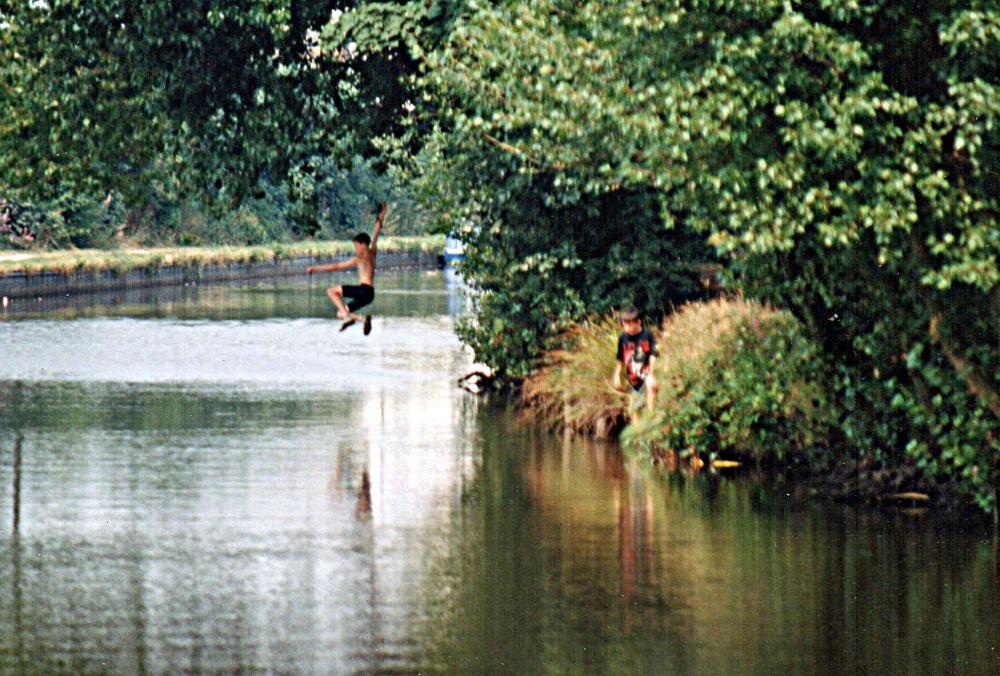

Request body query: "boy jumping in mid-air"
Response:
[611, 307, 659, 411]
[307, 202, 387, 335]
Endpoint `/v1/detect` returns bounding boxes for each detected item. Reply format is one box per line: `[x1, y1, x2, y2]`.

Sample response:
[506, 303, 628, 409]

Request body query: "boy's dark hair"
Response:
[620, 307, 641, 322]
[353, 232, 371, 246]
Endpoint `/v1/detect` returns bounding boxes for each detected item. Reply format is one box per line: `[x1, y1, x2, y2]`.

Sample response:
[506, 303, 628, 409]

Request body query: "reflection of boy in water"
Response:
[307, 203, 387, 335]
[611, 307, 658, 411]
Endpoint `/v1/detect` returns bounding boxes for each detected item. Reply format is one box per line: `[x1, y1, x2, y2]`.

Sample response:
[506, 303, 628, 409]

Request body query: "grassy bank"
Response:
[524, 297, 839, 458]
[522, 316, 631, 438]
[0, 236, 444, 277]
[523, 298, 992, 512]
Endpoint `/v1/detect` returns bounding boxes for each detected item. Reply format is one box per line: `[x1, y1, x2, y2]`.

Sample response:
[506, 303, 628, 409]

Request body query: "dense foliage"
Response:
[0, 0, 422, 245]
[1, 193, 125, 249]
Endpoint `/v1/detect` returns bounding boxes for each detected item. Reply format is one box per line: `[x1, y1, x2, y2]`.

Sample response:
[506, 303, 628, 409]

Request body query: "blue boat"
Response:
[441, 233, 466, 265]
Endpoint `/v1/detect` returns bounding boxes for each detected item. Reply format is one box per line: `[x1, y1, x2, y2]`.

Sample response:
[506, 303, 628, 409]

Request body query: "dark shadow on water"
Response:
[413, 411, 1000, 675]
[10, 435, 25, 675]
[356, 471, 372, 520]
[12, 434, 21, 535]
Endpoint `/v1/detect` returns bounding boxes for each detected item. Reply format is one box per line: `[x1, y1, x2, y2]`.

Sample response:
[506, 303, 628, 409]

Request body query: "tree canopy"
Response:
[2, 1, 415, 204]
[0, 0, 430, 243]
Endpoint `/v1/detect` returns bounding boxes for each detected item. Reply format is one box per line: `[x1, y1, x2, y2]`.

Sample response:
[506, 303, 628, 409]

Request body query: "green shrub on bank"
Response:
[623, 298, 839, 465]
[156, 197, 294, 247]
[522, 317, 629, 438]
[523, 298, 838, 461]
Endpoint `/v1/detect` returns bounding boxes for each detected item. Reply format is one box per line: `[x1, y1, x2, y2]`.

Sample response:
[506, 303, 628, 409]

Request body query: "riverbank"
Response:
[0, 236, 443, 299]
[523, 298, 995, 519]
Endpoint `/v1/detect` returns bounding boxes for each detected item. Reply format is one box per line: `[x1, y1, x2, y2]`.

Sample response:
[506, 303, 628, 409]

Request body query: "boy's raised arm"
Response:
[370, 202, 388, 249]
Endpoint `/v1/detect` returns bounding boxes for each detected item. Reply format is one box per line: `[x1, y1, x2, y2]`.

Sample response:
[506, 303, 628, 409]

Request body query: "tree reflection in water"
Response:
[416, 412, 1000, 675]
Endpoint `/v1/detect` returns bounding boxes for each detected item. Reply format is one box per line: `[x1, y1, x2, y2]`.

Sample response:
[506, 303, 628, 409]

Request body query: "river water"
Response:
[1, 269, 998, 675]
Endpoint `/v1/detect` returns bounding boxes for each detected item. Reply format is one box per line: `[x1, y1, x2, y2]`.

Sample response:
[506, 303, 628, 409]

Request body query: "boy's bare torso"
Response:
[356, 247, 376, 285]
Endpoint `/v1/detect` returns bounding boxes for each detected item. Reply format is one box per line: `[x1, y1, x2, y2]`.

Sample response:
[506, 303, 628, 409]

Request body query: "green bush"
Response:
[54, 193, 125, 248]
[158, 200, 292, 248]
[742, 238, 1000, 512]
[288, 155, 429, 239]
[623, 298, 839, 467]
[1, 197, 45, 248]
[1, 193, 124, 249]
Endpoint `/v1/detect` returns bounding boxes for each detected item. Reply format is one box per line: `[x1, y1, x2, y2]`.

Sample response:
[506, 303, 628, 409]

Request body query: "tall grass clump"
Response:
[623, 297, 839, 466]
[522, 316, 631, 438]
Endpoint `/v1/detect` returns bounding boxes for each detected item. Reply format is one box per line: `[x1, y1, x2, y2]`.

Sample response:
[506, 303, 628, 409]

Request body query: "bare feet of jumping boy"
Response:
[339, 312, 362, 331]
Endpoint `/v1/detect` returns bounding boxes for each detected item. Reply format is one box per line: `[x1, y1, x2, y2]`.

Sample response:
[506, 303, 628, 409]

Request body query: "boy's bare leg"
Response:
[645, 377, 657, 410]
[327, 287, 355, 320]
[328, 286, 365, 332]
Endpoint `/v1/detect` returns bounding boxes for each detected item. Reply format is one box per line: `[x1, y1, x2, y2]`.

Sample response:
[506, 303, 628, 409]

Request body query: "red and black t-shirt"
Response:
[616, 330, 658, 389]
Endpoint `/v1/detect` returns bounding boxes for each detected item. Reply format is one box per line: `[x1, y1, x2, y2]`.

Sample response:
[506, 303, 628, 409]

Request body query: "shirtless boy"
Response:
[307, 202, 387, 334]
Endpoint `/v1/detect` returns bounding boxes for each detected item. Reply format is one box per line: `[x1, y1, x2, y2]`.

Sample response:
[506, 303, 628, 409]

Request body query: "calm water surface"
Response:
[1, 270, 998, 675]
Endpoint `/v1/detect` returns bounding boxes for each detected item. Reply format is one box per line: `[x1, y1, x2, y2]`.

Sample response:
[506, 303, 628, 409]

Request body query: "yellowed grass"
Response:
[522, 316, 631, 438]
[524, 297, 782, 440]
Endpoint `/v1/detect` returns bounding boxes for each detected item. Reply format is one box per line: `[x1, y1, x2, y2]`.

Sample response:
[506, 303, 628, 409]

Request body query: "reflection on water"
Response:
[418, 420, 1000, 674]
[1, 270, 998, 674]
[0, 271, 477, 673]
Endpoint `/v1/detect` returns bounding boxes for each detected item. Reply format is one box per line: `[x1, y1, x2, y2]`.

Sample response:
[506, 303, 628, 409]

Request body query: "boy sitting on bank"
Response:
[307, 202, 387, 334]
[611, 307, 658, 411]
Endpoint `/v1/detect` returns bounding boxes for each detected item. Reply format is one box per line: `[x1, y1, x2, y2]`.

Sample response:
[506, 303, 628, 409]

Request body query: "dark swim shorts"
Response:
[343, 283, 375, 312]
